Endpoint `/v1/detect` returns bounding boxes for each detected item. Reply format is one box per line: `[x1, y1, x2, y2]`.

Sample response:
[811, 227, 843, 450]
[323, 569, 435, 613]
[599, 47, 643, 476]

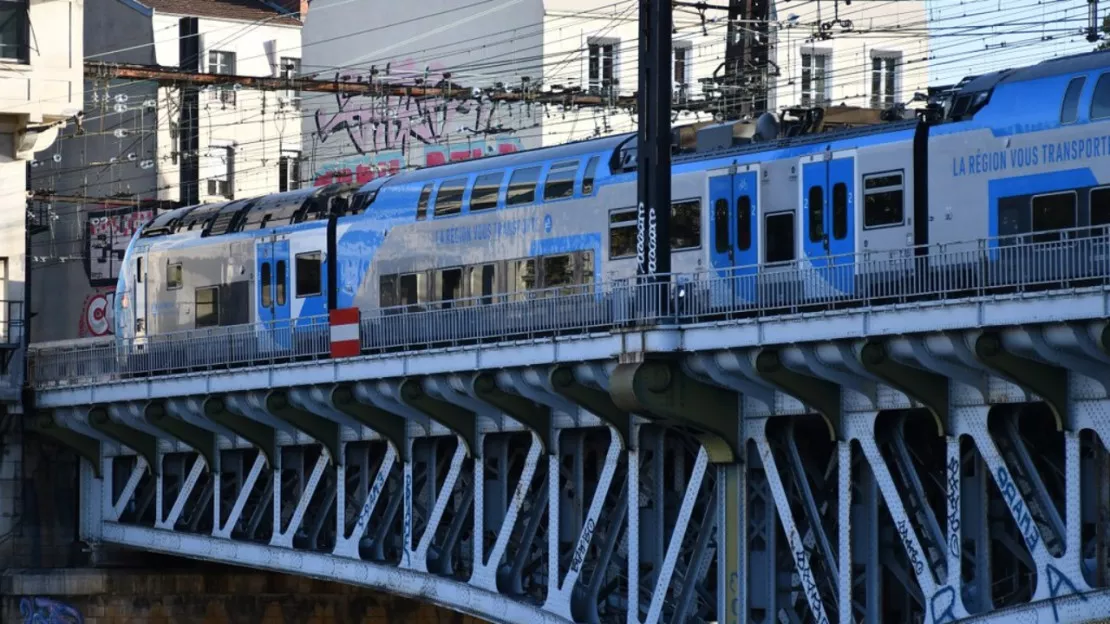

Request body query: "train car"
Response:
[112, 48, 1110, 369]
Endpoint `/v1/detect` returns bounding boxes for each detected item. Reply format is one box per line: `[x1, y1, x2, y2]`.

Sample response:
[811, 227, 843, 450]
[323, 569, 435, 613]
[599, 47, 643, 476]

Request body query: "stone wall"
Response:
[1, 568, 490, 623]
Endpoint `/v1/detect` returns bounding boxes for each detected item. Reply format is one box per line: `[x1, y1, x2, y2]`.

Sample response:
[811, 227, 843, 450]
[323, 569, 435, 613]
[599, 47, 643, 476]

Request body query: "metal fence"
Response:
[28, 228, 1110, 389]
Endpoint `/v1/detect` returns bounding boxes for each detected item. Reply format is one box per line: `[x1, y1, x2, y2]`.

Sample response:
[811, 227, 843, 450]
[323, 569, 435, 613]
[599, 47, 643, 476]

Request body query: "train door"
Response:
[709, 166, 760, 307]
[256, 237, 292, 351]
[733, 168, 759, 302]
[801, 150, 856, 296]
[131, 253, 149, 344]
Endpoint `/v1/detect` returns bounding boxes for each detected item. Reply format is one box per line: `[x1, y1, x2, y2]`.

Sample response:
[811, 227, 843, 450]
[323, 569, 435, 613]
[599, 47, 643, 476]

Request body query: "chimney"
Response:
[272, 0, 308, 21]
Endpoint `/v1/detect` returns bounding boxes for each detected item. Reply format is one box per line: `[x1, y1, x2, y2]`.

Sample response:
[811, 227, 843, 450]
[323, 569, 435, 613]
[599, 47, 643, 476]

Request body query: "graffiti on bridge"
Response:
[311, 58, 534, 184]
[19, 597, 83, 624]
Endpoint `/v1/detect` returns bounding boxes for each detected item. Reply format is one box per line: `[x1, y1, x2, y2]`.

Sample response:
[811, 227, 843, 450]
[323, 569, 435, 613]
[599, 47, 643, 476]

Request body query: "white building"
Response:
[302, 0, 929, 184]
[28, 0, 304, 343]
[0, 0, 83, 569]
[0, 0, 83, 396]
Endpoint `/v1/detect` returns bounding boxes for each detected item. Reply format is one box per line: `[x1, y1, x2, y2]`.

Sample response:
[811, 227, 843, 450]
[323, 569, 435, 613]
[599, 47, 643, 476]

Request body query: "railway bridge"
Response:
[24, 234, 1110, 624]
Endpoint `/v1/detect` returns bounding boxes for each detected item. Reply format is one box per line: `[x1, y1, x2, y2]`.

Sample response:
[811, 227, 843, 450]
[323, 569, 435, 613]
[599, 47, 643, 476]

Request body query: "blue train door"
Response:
[256, 237, 292, 351]
[733, 167, 759, 303]
[801, 151, 856, 296]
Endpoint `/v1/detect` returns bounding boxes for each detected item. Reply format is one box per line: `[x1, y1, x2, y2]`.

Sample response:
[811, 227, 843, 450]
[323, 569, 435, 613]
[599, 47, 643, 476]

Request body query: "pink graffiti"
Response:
[78, 287, 116, 338]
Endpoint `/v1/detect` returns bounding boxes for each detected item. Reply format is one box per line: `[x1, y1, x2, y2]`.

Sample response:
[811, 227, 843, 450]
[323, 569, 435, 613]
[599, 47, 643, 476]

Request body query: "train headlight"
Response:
[120, 293, 129, 309]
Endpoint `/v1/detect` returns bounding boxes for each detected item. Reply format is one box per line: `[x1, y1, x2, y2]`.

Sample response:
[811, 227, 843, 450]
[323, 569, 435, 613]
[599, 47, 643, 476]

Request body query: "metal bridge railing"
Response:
[27, 227, 1110, 389]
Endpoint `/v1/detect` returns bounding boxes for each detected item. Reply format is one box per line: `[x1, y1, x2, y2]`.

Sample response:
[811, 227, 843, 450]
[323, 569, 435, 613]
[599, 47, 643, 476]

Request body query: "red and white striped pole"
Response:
[329, 307, 360, 358]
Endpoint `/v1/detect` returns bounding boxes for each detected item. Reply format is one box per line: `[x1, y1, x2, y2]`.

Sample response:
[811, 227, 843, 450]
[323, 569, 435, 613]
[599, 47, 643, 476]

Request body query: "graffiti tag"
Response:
[85, 207, 152, 288]
[78, 287, 116, 338]
[929, 586, 957, 624]
[19, 597, 83, 624]
[995, 466, 1040, 552]
[569, 517, 596, 573]
[793, 539, 829, 624]
[1046, 563, 1085, 622]
[946, 455, 961, 558]
[897, 518, 925, 575]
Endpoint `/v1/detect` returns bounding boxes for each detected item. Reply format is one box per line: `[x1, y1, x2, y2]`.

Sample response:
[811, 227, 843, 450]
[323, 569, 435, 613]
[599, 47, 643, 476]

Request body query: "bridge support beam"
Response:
[753, 348, 843, 440]
[548, 364, 630, 448]
[265, 389, 343, 464]
[858, 339, 950, 435]
[472, 371, 552, 453]
[973, 331, 1071, 430]
[399, 378, 478, 457]
[144, 401, 219, 470]
[27, 409, 102, 478]
[610, 355, 740, 463]
[203, 396, 277, 468]
[88, 405, 160, 475]
[331, 383, 409, 460]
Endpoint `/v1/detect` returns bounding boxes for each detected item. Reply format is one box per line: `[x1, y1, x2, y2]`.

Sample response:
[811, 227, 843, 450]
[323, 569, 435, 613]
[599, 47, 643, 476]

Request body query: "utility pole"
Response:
[636, 0, 672, 310]
[1089, 0, 1101, 43]
[179, 18, 200, 207]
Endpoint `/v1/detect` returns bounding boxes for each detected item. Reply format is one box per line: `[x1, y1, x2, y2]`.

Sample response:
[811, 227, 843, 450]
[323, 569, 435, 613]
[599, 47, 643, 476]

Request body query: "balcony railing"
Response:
[27, 227, 1110, 389]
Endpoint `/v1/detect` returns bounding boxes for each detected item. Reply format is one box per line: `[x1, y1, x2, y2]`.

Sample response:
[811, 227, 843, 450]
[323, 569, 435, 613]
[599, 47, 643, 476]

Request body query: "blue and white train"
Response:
[115, 49, 1110, 355]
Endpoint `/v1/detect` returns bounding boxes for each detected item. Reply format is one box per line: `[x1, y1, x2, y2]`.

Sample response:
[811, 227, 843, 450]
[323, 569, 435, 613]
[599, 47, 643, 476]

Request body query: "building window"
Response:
[279, 57, 300, 108]
[870, 53, 899, 108]
[801, 50, 830, 106]
[278, 153, 300, 192]
[0, 1, 29, 63]
[674, 43, 691, 102]
[207, 146, 234, 199]
[588, 38, 617, 97]
[208, 50, 237, 105]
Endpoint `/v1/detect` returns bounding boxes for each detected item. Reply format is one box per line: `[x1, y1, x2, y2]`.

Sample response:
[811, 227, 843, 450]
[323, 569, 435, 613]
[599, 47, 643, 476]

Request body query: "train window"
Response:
[832, 183, 848, 240]
[1032, 191, 1077, 242]
[714, 199, 729, 253]
[261, 262, 272, 307]
[765, 212, 796, 264]
[438, 267, 463, 307]
[195, 287, 219, 328]
[580, 250, 594, 284]
[470, 173, 503, 212]
[1091, 187, 1110, 228]
[416, 183, 433, 221]
[736, 195, 752, 252]
[608, 208, 637, 259]
[275, 260, 287, 306]
[1091, 73, 1110, 120]
[399, 272, 426, 307]
[507, 167, 541, 206]
[379, 274, 397, 308]
[582, 156, 600, 195]
[469, 264, 496, 305]
[542, 254, 575, 296]
[510, 258, 536, 299]
[167, 262, 182, 290]
[136, 257, 143, 283]
[295, 252, 322, 297]
[543, 160, 578, 201]
[1061, 77, 1085, 124]
[435, 178, 466, 217]
[807, 186, 824, 243]
[863, 171, 904, 228]
[671, 199, 701, 250]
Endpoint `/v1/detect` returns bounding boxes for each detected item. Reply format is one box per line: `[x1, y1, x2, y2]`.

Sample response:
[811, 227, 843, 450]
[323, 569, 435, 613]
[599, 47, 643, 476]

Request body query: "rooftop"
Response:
[134, 0, 302, 26]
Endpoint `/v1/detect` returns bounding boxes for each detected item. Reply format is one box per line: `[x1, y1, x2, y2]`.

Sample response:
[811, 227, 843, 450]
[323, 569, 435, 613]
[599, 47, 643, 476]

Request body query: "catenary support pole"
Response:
[636, 0, 673, 312]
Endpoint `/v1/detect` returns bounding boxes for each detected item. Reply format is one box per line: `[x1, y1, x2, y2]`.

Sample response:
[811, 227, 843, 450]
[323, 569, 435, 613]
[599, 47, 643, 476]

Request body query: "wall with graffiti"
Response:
[18, 597, 83, 624]
[28, 204, 150, 343]
[301, 0, 551, 184]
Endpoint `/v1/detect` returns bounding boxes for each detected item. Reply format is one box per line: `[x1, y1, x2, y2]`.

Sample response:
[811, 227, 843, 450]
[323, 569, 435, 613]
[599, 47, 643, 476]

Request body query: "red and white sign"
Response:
[329, 307, 361, 358]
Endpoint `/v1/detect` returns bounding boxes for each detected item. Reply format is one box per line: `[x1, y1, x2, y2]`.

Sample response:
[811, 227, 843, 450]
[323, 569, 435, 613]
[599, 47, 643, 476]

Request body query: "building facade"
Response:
[28, 0, 303, 343]
[0, 0, 83, 569]
[303, 0, 929, 183]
